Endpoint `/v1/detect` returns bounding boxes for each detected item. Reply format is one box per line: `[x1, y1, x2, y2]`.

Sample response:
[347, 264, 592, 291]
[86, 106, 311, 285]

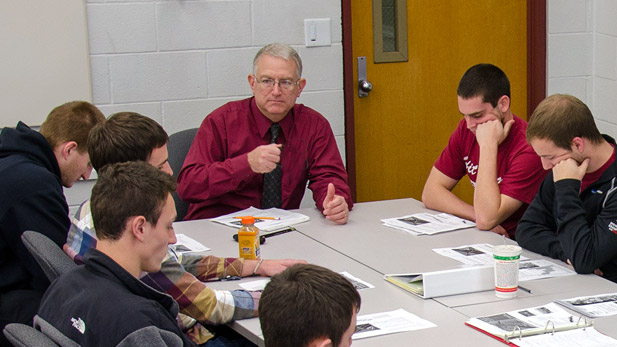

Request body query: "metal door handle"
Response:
[359, 80, 373, 93]
[357, 56, 372, 97]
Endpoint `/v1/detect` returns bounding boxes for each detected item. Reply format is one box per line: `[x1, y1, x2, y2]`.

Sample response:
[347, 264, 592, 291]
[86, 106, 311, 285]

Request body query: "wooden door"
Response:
[348, 1, 529, 203]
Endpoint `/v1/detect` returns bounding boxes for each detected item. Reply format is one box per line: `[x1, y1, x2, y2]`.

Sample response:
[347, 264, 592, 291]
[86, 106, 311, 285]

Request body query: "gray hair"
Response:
[253, 43, 303, 79]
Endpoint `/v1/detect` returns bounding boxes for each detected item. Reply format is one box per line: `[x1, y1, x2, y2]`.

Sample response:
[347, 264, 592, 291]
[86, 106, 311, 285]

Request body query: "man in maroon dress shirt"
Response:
[177, 43, 352, 224]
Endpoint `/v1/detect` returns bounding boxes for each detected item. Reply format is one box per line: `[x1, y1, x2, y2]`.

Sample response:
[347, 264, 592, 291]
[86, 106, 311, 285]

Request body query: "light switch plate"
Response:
[304, 18, 331, 47]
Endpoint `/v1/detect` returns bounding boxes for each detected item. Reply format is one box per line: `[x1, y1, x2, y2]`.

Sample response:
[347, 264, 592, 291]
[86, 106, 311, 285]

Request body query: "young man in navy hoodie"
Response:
[36, 161, 197, 346]
[0, 101, 105, 344]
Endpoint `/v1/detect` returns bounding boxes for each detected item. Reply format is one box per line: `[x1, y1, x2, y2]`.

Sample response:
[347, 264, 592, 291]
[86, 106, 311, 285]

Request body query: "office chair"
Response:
[21, 231, 76, 282]
[3, 323, 60, 347]
[168, 128, 198, 221]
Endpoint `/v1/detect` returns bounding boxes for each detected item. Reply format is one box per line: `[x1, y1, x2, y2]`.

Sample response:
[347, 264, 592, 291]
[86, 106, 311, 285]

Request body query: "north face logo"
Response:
[71, 317, 86, 334]
[608, 221, 617, 235]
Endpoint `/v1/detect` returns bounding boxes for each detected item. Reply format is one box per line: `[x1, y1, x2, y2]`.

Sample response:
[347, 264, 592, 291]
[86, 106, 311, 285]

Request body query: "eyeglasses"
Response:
[255, 78, 299, 91]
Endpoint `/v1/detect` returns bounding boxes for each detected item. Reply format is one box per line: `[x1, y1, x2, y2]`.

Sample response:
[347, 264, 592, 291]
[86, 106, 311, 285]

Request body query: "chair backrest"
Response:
[21, 231, 76, 282]
[168, 128, 198, 221]
[3, 323, 60, 347]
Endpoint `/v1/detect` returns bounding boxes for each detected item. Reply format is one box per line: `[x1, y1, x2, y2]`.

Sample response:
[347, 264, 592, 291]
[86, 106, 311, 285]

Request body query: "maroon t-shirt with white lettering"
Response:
[434, 115, 547, 238]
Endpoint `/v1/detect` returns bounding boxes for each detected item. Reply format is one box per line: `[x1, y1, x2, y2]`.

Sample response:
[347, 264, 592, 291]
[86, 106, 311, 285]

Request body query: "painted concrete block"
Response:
[87, 3, 156, 54]
[206, 48, 258, 97]
[548, 0, 588, 33]
[157, 1, 251, 51]
[548, 34, 592, 77]
[90, 56, 111, 104]
[109, 52, 207, 103]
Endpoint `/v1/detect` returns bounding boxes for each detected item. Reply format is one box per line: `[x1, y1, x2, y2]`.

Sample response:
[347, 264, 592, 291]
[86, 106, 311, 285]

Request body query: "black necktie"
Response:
[262, 123, 282, 208]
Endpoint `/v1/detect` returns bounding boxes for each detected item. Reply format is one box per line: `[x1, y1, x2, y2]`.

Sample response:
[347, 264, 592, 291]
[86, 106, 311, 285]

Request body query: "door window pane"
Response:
[382, 0, 396, 52]
[373, 0, 408, 63]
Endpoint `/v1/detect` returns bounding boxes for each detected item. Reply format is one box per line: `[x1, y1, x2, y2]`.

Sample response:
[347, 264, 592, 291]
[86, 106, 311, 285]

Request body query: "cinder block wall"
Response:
[548, 0, 617, 135]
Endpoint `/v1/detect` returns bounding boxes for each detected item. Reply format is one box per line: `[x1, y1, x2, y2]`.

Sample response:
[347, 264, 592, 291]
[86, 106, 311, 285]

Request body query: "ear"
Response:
[497, 95, 510, 113]
[309, 337, 332, 347]
[130, 216, 148, 242]
[571, 137, 585, 153]
[296, 78, 307, 97]
[59, 141, 79, 160]
[248, 74, 257, 94]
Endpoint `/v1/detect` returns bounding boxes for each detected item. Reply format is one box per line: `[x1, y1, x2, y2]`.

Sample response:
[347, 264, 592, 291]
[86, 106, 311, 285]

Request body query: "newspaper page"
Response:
[353, 309, 436, 340]
[340, 271, 375, 290]
[173, 234, 210, 253]
[210, 206, 309, 232]
[432, 243, 530, 265]
[556, 293, 617, 318]
[517, 259, 575, 282]
[432, 244, 575, 281]
[381, 213, 475, 235]
[239, 272, 374, 292]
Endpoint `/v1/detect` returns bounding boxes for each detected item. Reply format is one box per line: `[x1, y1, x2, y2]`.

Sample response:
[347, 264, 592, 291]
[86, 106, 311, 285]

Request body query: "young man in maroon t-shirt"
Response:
[422, 64, 546, 239]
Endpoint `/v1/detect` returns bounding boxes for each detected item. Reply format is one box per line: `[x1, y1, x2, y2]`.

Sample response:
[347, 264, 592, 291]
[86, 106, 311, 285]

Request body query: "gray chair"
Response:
[168, 128, 198, 221]
[3, 323, 60, 347]
[21, 231, 76, 282]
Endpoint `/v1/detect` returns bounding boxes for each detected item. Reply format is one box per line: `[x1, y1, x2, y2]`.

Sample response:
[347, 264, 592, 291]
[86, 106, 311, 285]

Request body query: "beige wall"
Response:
[0, 0, 91, 127]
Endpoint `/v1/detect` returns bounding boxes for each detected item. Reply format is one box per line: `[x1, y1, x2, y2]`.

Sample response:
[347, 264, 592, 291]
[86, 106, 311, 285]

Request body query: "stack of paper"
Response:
[431, 244, 576, 281]
[381, 212, 475, 235]
[210, 206, 310, 232]
[353, 309, 436, 340]
[173, 234, 210, 253]
[556, 292, 617, 318]
[240, 272, 375, 292]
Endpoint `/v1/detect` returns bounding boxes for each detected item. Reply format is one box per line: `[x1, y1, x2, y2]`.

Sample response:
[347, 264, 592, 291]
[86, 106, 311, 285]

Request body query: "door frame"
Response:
[341, 0, 547, 202]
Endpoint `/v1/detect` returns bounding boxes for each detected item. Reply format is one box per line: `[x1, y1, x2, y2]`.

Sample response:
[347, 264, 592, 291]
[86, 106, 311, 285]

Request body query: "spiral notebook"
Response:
[465, 302, 617, 346]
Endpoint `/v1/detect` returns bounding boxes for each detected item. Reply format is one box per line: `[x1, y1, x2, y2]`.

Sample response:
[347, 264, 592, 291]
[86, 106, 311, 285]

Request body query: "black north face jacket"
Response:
[517, 135, 617, 283]
[36, 249, 197, 347]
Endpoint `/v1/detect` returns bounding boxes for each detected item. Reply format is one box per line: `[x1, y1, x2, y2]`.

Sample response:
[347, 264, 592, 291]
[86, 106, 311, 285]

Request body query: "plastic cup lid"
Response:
[492, 244, 522, 256]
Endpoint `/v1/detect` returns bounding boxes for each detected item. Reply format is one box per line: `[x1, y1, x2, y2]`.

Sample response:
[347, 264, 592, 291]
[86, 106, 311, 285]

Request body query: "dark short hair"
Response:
[88, 112, 168, 171]
[527, 94, 604, 150]
[91, 161, 176, 240]
[39, 101, 106, 152]
[259, 264, 361, 347]
[457, 63, 511, 107]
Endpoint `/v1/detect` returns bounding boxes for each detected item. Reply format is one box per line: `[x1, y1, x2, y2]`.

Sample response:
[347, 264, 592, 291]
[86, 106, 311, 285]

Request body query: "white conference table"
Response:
[293, 199, 617, 306]
[173, 198, 617, 345]
[292, 198, 523, 275]
[175, 216, 506, 346]
[292, 198, 617, 340]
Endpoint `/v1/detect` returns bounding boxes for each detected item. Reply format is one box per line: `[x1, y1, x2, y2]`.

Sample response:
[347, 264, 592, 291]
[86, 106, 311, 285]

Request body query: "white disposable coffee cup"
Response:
[493, 244, 522, 298]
